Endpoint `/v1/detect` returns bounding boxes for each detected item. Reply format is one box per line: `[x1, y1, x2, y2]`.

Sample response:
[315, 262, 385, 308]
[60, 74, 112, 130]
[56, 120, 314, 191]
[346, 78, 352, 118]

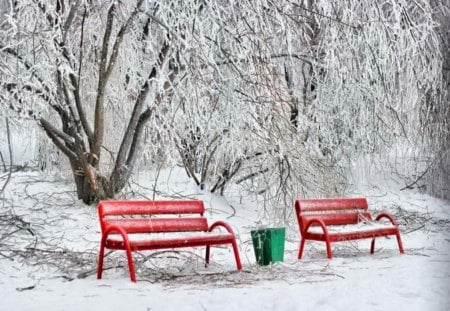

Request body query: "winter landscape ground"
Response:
[0, 166, 449, 311]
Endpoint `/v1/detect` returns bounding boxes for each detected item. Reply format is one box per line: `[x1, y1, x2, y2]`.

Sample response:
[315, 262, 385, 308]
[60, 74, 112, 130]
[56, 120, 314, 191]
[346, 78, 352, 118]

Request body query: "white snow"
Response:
[0, 169, 449, 311]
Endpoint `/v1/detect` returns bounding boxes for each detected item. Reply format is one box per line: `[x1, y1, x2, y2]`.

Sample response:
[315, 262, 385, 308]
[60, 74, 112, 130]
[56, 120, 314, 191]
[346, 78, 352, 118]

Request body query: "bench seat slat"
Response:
[105, 232, 234, 251]
[306, 222, 399, 241]
[305, 227, 399, 242]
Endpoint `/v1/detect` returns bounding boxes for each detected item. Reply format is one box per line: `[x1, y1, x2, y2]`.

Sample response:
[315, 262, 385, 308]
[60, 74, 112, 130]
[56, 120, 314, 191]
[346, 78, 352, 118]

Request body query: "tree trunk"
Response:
[68, 159, 111, 204]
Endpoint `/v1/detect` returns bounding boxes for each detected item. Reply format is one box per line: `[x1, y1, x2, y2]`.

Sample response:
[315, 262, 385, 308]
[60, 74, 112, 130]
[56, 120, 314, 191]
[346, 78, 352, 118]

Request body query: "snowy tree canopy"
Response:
[0, 0, 448, 205]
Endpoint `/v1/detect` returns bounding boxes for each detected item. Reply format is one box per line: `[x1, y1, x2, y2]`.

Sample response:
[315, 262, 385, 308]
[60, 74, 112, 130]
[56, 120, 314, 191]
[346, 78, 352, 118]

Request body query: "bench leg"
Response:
[231, 240, 242, 270]
[371, 231, 405, 255]
[370, 237, 376, 254]
[99, 248, 136, 282]
[396, 231, 405, 254]
[205, 242, 242, 270]
[205, 245, 210, 268]
[97, 240, 106, 279]
[325, 239, 333, 259]
[125, 247, 136, 282]
[299, 239, 333, 259]
[99, 229, 137, 282]
[298, 237, 306, 259]
[299, 238, 333, 259]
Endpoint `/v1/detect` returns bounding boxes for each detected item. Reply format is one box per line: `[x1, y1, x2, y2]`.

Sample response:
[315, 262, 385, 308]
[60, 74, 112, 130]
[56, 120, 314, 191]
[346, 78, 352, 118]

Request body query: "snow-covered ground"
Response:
[0, 168, 449, 311]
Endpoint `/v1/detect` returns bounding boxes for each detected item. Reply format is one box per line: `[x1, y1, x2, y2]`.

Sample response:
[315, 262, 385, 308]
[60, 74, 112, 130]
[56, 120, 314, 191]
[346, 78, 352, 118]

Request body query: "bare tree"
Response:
[1, 1, 181, 203]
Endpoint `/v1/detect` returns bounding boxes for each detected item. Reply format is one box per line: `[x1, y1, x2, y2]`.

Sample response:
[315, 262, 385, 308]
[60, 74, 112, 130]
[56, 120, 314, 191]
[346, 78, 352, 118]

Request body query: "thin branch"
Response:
[400, 151, 448, 191]
[111, 69, 176, 192]
[62, 0, 82, 43]
[363, 36, 409, 140]
[69, 73, 93, 142]
[2, 82, 68, 121]
[32, 0, 56, 27]
[215, 53, 316, 68]
[287, 0, 362, 29]
[39, 119, 77, 161]
[235, 168, 270, 185]
[71, 7, 93, 144]
[43, 136, 76, 162]
[1, 46, 58, 104]
[112, 41, 171, 180]
[40, 119, 75, 146]
[0, 118, 12, 194]
[0, 150, 6, 173]
[92, 4, 115, 162]
[104, 0, 144, 80]
[56, 69, 77, 128]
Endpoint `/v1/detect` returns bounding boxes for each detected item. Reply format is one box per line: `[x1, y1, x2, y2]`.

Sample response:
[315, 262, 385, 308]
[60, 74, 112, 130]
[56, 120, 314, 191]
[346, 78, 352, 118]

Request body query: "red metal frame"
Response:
[97, 200, 242, 282]
[295, 198, 405, 259]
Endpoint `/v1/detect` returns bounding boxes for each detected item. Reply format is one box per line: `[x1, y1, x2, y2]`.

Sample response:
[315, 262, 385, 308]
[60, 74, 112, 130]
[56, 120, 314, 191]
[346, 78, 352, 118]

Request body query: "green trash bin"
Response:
[251, 227, 286, 266]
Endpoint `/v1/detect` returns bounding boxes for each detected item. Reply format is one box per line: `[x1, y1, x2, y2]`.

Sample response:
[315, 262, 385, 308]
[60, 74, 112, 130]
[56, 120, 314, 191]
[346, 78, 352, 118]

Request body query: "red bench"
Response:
[97, 200, 242, 282]
[295, 197, 404, 259]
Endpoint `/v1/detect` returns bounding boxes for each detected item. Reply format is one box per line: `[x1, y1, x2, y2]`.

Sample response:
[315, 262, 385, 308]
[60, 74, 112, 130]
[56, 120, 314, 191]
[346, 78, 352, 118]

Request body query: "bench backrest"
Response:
[98, 200, 208, 234]
[295, 198, 372, 234]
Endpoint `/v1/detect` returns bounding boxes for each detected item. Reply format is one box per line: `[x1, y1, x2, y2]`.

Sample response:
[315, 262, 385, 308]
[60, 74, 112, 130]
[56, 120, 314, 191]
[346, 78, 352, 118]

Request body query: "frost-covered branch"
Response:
[1, 0, 447, 205]
[40, 119, 77, 162]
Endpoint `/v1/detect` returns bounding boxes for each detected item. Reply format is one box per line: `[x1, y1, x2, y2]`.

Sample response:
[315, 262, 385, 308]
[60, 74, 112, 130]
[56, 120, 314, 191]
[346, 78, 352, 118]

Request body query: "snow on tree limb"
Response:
[0, 0, 448, 205]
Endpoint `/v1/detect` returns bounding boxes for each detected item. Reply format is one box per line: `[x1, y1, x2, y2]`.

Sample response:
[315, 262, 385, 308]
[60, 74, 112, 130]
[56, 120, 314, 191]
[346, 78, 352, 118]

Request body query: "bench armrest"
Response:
[102, 224, 132, 246]
[208, 221, 236, 236]
[303, 218, 329, 236]
[375, 212, 399, 226]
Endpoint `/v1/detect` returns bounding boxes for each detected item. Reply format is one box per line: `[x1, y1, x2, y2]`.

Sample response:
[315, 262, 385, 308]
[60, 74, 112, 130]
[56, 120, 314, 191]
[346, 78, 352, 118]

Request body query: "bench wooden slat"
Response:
[99, 200, 205, 217]
[296, 197, 368, 212]
[104, 217, 209, 233]
[300, 212, 372, 228]
[307, 222, 394, 234]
